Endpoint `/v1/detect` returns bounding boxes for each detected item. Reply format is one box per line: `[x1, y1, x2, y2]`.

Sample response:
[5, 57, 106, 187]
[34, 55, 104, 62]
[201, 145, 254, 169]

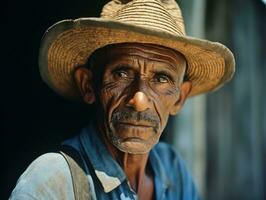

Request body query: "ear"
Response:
[169, 81, 192, 115]
[73, 67, 95, 104]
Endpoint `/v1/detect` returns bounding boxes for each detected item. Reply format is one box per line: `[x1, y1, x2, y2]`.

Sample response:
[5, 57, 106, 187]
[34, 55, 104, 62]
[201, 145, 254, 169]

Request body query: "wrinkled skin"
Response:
[99, 44, 188, 154]
[74, 43, 191, 198]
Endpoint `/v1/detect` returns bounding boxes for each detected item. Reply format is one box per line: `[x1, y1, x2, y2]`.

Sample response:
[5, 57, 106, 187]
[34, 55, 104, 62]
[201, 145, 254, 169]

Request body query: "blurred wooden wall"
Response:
[168, 0, 266, 199]
[205, 0, 266, 199]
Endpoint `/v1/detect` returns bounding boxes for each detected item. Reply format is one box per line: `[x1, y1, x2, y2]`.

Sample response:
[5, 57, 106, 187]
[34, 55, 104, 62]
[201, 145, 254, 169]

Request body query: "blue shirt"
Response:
[10, 124, 201, 200]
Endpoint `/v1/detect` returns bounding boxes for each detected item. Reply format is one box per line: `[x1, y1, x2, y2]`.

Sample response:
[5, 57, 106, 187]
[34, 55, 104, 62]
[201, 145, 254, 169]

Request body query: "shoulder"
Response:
[10, 153, 74, 200]
[16, 153, 70, 184]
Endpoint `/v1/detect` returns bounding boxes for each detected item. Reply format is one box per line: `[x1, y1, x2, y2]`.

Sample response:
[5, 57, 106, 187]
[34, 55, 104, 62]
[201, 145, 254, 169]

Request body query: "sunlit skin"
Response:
[74, 43, 191, 200]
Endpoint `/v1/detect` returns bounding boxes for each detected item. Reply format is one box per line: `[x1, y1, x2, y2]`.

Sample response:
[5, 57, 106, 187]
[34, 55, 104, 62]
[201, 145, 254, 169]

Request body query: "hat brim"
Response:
[39, 18, 235, 100]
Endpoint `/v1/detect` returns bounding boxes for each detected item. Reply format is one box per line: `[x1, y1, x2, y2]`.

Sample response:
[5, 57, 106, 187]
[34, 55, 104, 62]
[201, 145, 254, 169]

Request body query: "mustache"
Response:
[111, 107, 160, 128]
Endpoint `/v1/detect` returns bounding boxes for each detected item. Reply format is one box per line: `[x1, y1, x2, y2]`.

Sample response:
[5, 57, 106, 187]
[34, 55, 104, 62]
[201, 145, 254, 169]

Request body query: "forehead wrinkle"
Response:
[108, 52, 182, 74]
[128, 53, 184, 74]
[103, 50, 186, 75]
[137, 57, 145, 74]
[111, 45, 185, 65]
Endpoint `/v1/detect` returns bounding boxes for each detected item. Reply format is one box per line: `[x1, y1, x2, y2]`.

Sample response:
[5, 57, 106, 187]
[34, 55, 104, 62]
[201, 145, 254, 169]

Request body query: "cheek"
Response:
[152, 87, 179, 124]
[150, 81, 179, 99]
[99, 80, 129, 117]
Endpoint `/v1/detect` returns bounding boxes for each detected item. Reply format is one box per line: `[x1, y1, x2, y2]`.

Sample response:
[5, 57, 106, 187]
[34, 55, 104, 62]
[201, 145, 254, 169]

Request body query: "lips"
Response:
[110, 107, 160, 133]
[118, 121, 153, 128]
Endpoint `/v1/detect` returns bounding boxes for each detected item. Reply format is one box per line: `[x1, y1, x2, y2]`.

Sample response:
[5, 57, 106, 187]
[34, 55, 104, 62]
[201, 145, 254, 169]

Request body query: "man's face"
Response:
[76, 43, 190, 154]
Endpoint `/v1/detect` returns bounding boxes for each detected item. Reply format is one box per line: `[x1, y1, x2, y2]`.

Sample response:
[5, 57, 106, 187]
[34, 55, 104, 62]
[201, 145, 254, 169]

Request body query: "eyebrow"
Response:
[151, 61, 181, 74]
[152, 67, 177, 80]
[110, 64, 133, 71]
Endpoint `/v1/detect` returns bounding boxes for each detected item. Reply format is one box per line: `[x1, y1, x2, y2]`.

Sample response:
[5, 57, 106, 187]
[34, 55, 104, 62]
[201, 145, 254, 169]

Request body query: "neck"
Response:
[106, 139, 150, 192]
[96, 120, 153, 193]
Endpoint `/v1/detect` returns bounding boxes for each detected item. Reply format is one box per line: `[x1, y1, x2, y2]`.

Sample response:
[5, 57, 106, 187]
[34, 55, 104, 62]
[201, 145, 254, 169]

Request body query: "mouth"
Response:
[122, 137, 145, 142]
[118, 121, 153, 128]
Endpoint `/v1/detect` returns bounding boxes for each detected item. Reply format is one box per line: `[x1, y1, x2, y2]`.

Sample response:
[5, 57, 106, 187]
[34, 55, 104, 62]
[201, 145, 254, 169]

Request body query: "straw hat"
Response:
[39, 0, 235, 100]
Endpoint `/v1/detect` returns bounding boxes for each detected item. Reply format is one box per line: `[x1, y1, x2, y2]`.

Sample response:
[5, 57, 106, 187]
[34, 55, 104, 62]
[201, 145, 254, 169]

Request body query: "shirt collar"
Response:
[64, 123, 171, 194]
[79, 124, 126, 193]
[149, 144, 172, 197]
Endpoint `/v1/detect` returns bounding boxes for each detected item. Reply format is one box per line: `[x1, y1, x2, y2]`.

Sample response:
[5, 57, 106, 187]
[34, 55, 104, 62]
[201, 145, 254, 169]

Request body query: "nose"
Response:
[127, 91, 151, 112]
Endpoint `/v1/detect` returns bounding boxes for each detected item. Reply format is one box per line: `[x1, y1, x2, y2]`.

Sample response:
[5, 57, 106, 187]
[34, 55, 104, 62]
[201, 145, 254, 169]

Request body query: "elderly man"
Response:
[10, 0, 235, 199]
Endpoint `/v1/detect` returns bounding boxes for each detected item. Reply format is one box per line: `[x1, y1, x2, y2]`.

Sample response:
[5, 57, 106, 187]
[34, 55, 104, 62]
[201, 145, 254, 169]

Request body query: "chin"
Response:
[107, 121, 161, 154]
[110, 135, 160, 154]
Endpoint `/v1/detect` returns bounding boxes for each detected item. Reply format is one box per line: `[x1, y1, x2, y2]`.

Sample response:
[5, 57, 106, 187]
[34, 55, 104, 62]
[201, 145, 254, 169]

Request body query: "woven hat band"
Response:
[101, 0, 185, 36]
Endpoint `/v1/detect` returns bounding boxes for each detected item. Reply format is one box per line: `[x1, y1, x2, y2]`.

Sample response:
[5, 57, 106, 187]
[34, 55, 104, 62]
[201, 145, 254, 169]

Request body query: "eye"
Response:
[113, 69, 129, 79]
[154, 73, 171, 83]
[117, 70, 128, 78]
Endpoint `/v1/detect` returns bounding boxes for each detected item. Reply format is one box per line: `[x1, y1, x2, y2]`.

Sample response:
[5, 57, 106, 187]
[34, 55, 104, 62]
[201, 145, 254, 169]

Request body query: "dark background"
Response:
[2, 0, 266, 200]
[1, 0, 110, 198]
